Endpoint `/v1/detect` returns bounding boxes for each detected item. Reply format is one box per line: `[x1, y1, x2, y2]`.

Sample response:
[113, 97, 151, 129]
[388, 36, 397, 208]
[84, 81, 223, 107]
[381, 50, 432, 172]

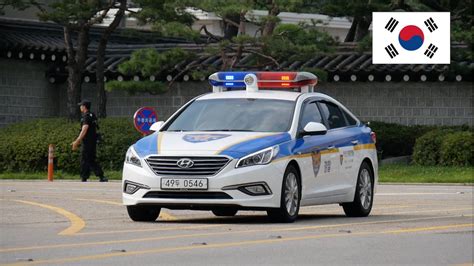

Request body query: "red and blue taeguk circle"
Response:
[398, 25, 424, 51]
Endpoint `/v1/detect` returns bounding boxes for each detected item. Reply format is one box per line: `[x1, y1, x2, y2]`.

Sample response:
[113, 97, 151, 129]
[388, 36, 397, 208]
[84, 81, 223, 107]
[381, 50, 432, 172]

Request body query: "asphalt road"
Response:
[0, 181, 473, 266]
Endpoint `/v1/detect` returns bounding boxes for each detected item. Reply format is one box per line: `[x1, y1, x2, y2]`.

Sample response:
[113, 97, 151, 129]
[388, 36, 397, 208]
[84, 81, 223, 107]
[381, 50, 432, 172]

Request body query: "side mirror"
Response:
[150, 121, 164, 132]
[302, 122, 327, 136]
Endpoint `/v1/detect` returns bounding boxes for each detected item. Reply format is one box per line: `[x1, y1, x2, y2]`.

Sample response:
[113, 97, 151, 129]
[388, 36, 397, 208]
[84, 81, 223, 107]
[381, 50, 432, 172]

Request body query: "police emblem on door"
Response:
[311, 151, 321, 177]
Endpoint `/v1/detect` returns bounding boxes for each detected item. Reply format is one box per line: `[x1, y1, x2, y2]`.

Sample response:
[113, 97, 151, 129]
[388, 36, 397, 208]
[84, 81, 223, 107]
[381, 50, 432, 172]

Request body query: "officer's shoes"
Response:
[99, 177, 108, 182]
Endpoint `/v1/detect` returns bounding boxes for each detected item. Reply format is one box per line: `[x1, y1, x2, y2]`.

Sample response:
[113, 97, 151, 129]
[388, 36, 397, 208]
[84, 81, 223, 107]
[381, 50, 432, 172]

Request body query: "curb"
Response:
[380, 182, 473, 186]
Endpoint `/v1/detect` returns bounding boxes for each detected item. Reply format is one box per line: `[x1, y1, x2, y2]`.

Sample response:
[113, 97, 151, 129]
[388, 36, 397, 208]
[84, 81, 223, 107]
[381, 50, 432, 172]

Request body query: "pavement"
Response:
[0, 180, 473, 266]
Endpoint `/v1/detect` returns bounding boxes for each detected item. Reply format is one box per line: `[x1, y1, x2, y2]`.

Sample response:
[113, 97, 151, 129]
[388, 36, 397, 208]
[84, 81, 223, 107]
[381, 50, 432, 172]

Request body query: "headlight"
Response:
[125, 146, 142, 167]
[236, 146, 279, 168]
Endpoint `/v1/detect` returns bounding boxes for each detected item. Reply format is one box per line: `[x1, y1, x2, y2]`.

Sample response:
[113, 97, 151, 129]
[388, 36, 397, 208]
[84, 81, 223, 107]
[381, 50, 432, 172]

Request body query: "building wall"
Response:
[0, 58, 60, 127]
[0, 58, 472, 127]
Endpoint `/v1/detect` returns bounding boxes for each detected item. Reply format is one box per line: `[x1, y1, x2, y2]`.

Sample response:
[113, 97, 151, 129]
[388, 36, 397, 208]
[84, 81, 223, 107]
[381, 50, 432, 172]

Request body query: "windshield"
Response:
[165, 98, 295, 132]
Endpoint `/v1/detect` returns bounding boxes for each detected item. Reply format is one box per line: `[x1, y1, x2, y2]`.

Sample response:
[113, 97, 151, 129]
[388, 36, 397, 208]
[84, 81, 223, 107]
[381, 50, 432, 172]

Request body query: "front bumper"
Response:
[122, 158, 288, 209]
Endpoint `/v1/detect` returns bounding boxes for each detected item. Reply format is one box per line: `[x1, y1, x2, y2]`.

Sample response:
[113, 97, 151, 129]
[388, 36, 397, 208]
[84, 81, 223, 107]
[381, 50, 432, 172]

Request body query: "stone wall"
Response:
[1, 58, 472, 127]
[318, 82, 473, 126]
[0, 58, 60, 127]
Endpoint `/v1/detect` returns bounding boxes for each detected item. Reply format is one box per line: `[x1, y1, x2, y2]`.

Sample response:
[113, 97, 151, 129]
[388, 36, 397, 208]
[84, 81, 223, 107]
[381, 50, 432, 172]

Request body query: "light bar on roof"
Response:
[208, 71, 254, 88]
[208, 71, 318, 92]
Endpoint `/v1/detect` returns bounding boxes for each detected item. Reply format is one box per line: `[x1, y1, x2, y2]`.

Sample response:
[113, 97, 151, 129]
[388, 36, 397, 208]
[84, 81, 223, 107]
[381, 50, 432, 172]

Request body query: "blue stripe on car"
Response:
[219, 133, 292, 158]
[133, 133, 158, 157]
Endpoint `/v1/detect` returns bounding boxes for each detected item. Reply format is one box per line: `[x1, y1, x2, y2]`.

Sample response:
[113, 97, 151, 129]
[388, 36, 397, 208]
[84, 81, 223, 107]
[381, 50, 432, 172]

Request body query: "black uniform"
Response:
[80, 111, 105, 181]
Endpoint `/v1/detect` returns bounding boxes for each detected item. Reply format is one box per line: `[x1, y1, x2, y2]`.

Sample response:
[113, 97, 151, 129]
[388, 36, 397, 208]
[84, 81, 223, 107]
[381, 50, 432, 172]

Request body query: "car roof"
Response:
[197, 90, 336, 102]
[197, 90, 312, 101]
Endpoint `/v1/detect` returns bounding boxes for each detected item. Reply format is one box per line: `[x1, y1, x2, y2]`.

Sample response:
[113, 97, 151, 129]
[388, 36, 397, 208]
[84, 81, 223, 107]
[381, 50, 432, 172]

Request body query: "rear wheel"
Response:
[211, 208, 238, 217]
[342, 162, 374, 217]
[267, 165, 301, 223]
[127, 206, 161, 222]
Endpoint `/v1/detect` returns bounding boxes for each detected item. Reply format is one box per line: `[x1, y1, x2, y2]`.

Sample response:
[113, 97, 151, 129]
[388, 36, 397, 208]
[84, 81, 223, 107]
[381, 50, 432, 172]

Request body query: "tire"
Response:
[342, 162, 374, 217]
[126, 205, 161, 222]
[267, 164, 301, 223]
[211, 208, 238, 217]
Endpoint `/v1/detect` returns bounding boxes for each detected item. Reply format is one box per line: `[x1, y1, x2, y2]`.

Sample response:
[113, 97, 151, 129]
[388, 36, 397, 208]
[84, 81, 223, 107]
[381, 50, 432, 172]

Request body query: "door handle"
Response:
[351, 140, 359, 145]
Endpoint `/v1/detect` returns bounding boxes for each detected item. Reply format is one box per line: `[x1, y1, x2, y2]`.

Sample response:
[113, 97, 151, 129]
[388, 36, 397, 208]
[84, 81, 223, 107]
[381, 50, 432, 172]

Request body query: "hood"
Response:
[133, 131, 291, 159]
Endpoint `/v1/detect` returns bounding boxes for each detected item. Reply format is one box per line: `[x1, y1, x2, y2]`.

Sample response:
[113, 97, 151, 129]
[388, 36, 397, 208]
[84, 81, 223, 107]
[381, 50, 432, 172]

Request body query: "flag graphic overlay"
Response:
[373, 12, 450, 64]
[424, 44, 438, 58]
[385, 43, 399, 58]
[385, 17, 399, 32]
[424, 17, 438, 32]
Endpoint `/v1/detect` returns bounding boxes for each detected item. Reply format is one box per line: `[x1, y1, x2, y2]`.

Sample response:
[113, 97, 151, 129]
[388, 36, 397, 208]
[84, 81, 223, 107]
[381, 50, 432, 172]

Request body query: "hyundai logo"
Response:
[176, 158, 194, 169]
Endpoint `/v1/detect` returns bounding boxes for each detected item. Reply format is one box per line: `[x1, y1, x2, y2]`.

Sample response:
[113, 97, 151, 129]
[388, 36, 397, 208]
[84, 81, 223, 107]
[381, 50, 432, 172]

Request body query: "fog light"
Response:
[124, 181, 150, 194]
[246, 185, 266, 194]
[125, 184, 139, 194]
[239, 184, 270, 196]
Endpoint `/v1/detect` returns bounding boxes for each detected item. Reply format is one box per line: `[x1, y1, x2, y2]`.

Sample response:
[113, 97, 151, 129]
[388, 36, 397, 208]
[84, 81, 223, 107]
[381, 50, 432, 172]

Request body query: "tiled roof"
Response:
[0, 18, 472, 82]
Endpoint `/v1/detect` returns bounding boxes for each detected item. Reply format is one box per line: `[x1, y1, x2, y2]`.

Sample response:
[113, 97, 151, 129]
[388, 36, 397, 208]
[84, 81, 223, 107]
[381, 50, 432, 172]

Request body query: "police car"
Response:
[122, 71, 378, 223]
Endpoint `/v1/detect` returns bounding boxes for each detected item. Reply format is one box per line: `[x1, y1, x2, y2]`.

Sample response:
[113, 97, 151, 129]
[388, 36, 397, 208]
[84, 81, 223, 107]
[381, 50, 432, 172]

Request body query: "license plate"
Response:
[160, 178, 208, 190]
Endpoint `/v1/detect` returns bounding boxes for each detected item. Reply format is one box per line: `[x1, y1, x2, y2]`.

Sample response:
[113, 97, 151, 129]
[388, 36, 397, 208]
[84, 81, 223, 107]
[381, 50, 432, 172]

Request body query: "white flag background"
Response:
[372, 12, 450, 64]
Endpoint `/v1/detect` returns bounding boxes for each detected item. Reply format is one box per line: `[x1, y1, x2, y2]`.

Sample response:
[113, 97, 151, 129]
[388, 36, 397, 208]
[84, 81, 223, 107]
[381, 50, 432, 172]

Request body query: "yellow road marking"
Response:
[384, 223, 474, 234]
[1, 213, 471, 253]
[6, 222, 473, 266]
[75, 224, 223, 236]
[12, 200, 85, 236]
[74, 198, 177, 221]
[385, 207, 473, 215]
[75, 198, 121, 206]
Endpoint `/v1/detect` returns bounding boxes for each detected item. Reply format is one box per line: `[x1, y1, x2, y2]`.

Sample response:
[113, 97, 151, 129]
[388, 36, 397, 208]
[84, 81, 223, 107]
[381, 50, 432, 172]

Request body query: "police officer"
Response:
[71, 100, 108, 182]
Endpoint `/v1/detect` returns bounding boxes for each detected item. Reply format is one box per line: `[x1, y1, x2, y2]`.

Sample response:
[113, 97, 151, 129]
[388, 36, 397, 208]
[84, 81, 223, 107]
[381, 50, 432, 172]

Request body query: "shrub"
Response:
[440, 131, 474, 166]
[368, 121, 433, 158]
[0, 118, 142, 173]
[412, 129, 456, 166]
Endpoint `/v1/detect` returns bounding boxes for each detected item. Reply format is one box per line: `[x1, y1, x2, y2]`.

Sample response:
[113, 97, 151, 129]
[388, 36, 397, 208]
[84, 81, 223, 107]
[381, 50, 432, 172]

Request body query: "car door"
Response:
[292, 99, 338, 199]
[317, 100, 359, 194]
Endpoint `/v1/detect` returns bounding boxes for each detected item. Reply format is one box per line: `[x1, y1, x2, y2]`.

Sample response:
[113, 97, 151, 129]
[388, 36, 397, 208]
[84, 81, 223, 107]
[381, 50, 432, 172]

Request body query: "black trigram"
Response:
[385, 17, 399, 32]
[385, 43, 399, 58]
[424, 43, 438, 58]
[424, 17, 438, 32]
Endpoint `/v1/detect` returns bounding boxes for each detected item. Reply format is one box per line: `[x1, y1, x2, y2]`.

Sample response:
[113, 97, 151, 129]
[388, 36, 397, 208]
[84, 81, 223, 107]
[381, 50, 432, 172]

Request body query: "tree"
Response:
[106, 0, 336, 95]
[36, 1, 120, 120]
[4, 0, 131, 119]
[96, 0, 127, 118]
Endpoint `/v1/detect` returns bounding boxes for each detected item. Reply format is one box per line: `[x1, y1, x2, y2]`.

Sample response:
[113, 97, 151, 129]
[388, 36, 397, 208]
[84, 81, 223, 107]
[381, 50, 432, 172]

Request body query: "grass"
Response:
[1, 165, 473, 184]
[379, 164, 474, 184]
[0, 170, 122, 180]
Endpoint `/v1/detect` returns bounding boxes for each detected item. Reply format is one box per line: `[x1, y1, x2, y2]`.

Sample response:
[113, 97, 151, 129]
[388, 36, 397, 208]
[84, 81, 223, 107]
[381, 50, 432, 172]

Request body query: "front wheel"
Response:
[127, 206, 161, 222]
[267, 165, 301, 223]
[342, 162, 374, 217]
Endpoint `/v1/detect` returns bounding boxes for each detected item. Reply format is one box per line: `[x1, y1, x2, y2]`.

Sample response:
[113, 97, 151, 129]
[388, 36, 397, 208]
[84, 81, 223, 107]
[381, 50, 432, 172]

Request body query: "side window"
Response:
[342, 109, 357, 126]
[299, 102, 323, 130]
[318, 101, 348, 129]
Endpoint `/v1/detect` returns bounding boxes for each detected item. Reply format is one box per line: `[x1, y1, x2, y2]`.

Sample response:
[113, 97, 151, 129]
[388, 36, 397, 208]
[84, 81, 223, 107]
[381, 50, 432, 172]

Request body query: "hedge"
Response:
[440, 131, 474, 166]
[369, 121, 472, 159]
[413, 129, 473, 166]
[0, 118, 142, 173]
[368, 121, 433, 159]
[412, 129, 456, 165]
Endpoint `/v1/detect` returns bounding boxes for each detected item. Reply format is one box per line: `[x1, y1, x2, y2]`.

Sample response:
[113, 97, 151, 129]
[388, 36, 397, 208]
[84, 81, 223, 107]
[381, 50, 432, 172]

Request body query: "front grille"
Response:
[145, 156, 230, 176]
[143, 191, 233, 200]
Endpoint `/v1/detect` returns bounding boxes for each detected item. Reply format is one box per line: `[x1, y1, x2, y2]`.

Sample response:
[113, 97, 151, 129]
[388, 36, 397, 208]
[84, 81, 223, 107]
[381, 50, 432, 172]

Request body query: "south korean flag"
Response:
[372, 12, 450, 64]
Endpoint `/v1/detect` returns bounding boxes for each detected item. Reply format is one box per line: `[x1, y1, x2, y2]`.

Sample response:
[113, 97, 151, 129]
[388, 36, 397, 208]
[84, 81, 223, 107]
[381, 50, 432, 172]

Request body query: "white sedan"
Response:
[122, 71, 378, 222]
